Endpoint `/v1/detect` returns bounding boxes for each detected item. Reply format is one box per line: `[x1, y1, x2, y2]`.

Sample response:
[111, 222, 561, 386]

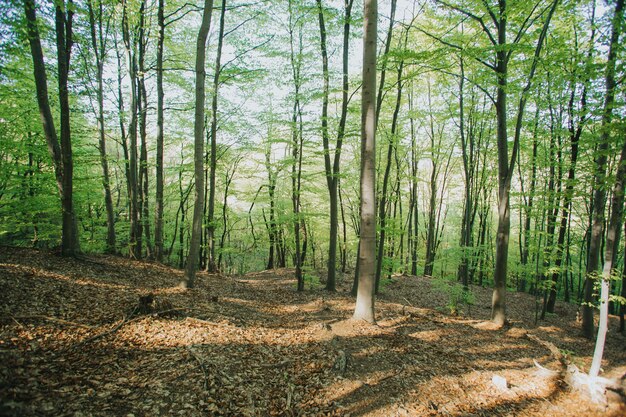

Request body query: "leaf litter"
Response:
[0, 247, 624, 416]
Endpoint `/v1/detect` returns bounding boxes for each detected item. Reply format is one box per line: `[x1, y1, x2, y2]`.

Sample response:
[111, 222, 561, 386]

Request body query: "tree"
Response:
[24, 0, 79, 256]
[206, 0, 227, 273]
[86, 0, 116, 254]
[121, 0, 140, 259]
[353, 0, 377, 323]
[154, 0, 165, 261]
[582, 0, 623, 339]
[589, 133, 626, 376]
[428, 0, 558, 326]
[316, 0, 354, 292]
[182, 0, 214, 289]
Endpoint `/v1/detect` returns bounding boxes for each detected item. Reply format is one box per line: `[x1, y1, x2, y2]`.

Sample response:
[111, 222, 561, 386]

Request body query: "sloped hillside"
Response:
[0, 247, 624, 416]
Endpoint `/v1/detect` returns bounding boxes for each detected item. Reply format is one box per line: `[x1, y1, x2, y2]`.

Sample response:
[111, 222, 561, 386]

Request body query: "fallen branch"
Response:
[187, 347, 209, 390]
[526, 333, 566, 365]
[259, 359, 292, 369]
[4, 315, 93, 329]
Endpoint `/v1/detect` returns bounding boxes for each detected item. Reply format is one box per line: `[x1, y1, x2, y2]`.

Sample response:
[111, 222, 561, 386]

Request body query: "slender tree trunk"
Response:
[121, 1, 140, 259]
[138, 2, 151, 258]
[182, 0, 214, 288]
[590, 136, 626, 376]
[154, 0, 165, 261]
[546, 70, 590, 311]
[317, 0, 354, 291]
[408, 86, 418, 276]
[289, 0, 305, 291]
[353, 0, 377, 323]
[619, 224, 626, 334]
[88, 0, 116, 254]
[518, 111, 539, 292]
[583, 0, 623, 339]
[457, 57, 471, 288]
[206, 0, 226, 272]
[424, 80, 439, 277]
[491, 0, 557, 326]
[375, 62, 404, 291]
[218, 159, 239, 270]
[55, 0, 78, 257]
[24, 0, 66, 248]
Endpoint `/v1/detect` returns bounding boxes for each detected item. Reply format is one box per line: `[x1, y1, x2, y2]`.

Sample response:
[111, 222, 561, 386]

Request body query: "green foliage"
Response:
[432, 276, 475, 316]
[303, 272, 321, 290]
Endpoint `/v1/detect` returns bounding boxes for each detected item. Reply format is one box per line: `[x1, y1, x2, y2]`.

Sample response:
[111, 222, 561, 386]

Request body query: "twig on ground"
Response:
[187, 347, 209, 390]
[5, 315, 93, 329]
[259, 359, 292, 369]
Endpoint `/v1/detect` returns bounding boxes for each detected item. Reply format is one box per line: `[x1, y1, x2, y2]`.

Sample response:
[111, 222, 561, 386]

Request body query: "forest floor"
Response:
[0, 247, 625, 416]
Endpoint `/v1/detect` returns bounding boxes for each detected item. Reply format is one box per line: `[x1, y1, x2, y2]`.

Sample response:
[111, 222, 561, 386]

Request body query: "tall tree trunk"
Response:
[182, 0, 214, 288]
[518, 110, 539, 292]
[546, 58, 592, 311]
[114, 32, 131, 220]
[491, 0, 557, 326]
[408, 86, 418, 276]
[137, 1, 151, 258]
[424, 80, 439, 277]
[207, 0, 227, 272]
[289, 0, 305, 291]
[619, 224, 626, 334]
[55, 0, 78, 257]
[457, 56, 471, 288]
[154, 0, 165, 261]
[24, 0, 65, 250]
[583, 0, 623, 340]
[24, 0, 78, 256]
[121, 1, 140, 259]
[87, 0, 116, 254]
[353, 0, 377, 323]
[375, 61, 404, 291]
[317, 0, 354, 292]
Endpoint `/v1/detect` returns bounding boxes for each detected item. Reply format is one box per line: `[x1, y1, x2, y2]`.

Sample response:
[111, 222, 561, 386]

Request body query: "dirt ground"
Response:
[0, 247, 625, 416]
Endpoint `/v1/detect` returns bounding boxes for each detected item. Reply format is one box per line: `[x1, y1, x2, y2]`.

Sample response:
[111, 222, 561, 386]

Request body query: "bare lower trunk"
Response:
[353, 0, 377, 323]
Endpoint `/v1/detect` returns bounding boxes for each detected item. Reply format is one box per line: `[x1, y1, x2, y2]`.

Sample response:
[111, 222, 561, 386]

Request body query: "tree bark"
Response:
[121, 0, 140, 259]
[289, 0, 305, 291]
[317, 0, 354, 291]
[353, 0, 377, 323]
[206, 0, 227, 272]
[590, 132, 626, 376]
[87, 0, 116, 254]
[154, 0, 165, 261]
[583, 0, 623, 340]
[24, 0, 79, 256]
[375, 62, 403, 291]
[182, 0, 214, 288]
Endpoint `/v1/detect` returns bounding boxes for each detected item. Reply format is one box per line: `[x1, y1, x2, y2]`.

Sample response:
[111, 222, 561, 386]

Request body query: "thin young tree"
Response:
[288, 0, 306, 291]
[182, 0, 214, 289]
